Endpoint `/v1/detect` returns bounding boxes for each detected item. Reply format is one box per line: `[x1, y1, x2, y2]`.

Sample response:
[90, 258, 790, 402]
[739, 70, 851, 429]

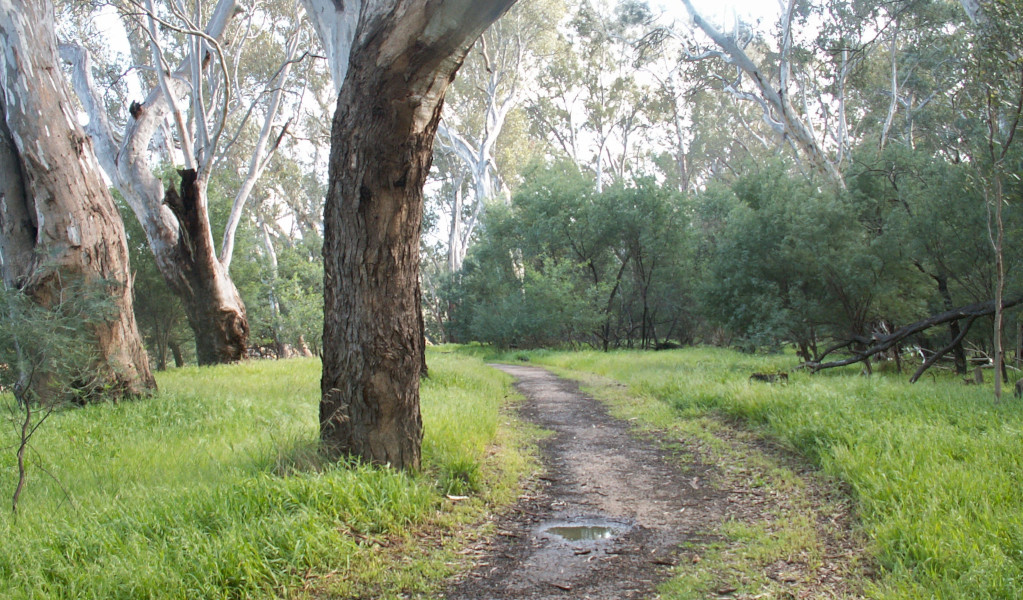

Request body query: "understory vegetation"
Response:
[436, 154, 1022, 373]
[0, 353, 530, 599]
[476, 346, 1023, 599]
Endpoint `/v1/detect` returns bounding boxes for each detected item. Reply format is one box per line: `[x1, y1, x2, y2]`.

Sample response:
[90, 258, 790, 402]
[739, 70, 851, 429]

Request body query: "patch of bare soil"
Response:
[444, 364, 866, 600]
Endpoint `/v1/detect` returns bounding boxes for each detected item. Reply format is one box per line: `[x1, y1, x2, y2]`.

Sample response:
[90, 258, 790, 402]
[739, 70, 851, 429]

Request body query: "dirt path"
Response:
[446, 364, 726, 599]
[444, 364, 865, 600]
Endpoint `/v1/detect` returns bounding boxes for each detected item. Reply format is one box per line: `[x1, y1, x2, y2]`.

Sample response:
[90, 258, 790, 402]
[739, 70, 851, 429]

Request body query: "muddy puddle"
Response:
[540, 518, 629, 543]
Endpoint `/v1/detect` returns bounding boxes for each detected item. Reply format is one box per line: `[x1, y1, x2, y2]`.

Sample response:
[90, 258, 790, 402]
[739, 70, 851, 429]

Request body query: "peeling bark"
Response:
[59, 1, 253, 364]
[321, 0, 516, 469]
[0, 0, 155, 398]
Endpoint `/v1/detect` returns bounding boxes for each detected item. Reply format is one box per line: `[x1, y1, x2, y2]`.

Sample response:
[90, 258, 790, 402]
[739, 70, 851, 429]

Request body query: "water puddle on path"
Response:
[544, 525, 616, 541]
[539, 518, 630, 543]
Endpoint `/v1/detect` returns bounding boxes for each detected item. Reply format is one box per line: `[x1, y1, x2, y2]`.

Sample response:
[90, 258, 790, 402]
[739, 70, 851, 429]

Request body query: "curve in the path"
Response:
[446, 364, 727, 600]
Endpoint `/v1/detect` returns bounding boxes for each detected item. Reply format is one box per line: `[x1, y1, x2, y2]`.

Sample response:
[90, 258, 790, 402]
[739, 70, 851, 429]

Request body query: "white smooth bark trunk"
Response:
[299, 0, 361, 92]
[61, 0, 259, 363]
[681, 0, 844, 187]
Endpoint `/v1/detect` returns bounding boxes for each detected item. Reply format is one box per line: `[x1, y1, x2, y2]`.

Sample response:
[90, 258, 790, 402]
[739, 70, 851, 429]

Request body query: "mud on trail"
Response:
[445, 364, 865, 600]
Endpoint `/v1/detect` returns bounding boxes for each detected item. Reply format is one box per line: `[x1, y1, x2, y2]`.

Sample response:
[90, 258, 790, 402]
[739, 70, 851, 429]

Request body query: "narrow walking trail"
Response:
[445, 364, 865, 600]
[446, 364, 728, 599]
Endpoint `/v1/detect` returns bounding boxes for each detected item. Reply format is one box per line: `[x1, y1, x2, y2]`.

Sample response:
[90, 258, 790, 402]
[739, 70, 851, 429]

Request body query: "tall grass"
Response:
[0, 351, 527, 599]
[511, 347, 1023, 600]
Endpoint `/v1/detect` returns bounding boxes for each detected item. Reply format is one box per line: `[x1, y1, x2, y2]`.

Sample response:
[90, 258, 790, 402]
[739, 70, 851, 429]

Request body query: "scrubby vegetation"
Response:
[0, 353, 530, 599]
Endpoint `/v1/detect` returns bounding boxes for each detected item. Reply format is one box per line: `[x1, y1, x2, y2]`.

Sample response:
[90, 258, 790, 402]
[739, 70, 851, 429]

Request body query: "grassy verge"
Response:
[0, 350, 533, 599]
[479, 346, 1023, 600]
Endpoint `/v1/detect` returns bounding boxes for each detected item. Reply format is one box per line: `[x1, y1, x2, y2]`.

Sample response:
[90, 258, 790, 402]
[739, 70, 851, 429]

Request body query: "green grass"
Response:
[489, 346, 1023, 600]
[0, 351, 532, 599]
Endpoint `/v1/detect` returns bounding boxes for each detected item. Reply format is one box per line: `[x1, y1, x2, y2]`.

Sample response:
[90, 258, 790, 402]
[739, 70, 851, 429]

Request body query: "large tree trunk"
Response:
[321, 0, 516, 469]
[58, 2, 249, 365]
[0, 0, 155, 398]
[163, 170, 249, 365]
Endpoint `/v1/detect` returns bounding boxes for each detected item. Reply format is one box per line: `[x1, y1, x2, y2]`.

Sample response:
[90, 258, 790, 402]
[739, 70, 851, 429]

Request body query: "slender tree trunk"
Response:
[170, 340, 185, 368]
[0, 0, 154, 398]
[448, 181, 464, 273]
[992, 173, 1005, 400]
[1016, 320, 1021, 368]
[320, 0, 516, 469]
[937, 274, 968, 374]
[879, 22, 899, 151]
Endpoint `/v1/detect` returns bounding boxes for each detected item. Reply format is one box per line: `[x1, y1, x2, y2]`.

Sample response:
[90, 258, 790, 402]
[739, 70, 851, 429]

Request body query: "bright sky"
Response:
[652, 0, 782, 30]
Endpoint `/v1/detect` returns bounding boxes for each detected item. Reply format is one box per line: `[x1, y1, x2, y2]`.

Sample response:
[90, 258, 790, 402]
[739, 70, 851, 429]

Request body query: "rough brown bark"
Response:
[163, 170, 248, 365]
[321, 0, 516, 469]
[0, 0, 155, 398]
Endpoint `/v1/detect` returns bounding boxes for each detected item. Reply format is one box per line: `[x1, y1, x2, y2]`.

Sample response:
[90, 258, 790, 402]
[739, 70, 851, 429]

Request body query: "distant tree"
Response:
[435, 0, 564, 272]
[698, 160, 922, 359]
[606, 180, 692, 349]
[447, 162, 693, 350]
[527, 0, 657, 191]
[958, 0, 1023, 399]
[61, 0, 315, 364]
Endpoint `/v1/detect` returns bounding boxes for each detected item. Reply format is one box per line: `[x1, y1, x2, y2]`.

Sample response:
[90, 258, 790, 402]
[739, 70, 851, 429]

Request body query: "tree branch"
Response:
[808, 295, 1023, 373]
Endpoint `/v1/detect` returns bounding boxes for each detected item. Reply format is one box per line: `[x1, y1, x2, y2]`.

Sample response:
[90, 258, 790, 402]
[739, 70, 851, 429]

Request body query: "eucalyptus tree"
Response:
[528, 0, 656, 191]
[0, 0, 154, 399]
[303, 0, 517, 469]
[679, 0, 848, 186]
[639, 31, 716, 192]
[61, 0, 312, 364]
[956, 0, 1023, 398]
[434, 0, 564, 272]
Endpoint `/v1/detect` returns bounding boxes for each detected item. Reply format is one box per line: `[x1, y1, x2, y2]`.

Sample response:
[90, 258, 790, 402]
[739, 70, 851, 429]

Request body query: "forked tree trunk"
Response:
[163, 170, 249, 365]
[58, 2, 249, 365]
[321, 0, 516, 469]
[0, 0, 155, 398]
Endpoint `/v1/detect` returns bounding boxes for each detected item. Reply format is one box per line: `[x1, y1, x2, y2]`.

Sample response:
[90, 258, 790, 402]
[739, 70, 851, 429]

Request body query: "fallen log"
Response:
[805, 295, 1023, 380]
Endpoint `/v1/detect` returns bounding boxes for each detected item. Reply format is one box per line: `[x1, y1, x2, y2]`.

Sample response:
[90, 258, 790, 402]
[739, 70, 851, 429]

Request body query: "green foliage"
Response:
[446, 161, 695, 349]
[241, 232, 325, 356]
[0, 352, 531, 599]
[0, 273, 119, 405]
[517, 347, 1023, 600]
[697, 158, 921, 354]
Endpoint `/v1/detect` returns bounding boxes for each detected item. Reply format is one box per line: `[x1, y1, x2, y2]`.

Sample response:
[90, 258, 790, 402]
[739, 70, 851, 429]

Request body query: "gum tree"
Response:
[307, 0, 517, 468]
[0, 0, 155, 399]
[62, 0, 309, 364]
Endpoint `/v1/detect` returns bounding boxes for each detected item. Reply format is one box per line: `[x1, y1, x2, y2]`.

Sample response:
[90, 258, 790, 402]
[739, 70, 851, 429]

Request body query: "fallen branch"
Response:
[909, 315, 978, 383]
[805, 295, 1023, 375]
